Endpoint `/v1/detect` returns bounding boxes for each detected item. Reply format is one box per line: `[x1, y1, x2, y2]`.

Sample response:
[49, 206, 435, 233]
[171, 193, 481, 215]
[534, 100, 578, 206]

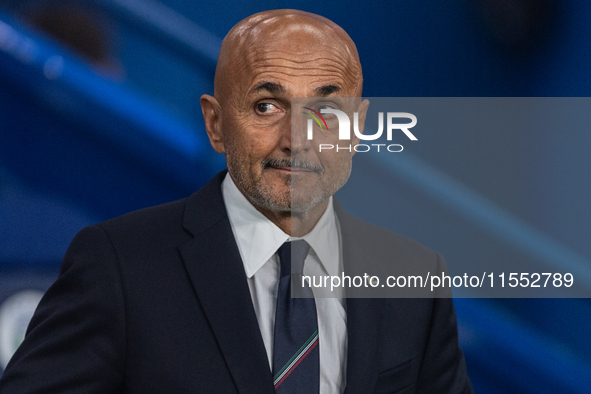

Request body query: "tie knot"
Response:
[277, 240, 310, 277]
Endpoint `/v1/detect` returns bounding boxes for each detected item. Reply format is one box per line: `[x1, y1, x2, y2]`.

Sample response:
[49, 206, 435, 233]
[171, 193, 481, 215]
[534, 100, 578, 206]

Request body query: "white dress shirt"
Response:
[221, 174, 347, 394]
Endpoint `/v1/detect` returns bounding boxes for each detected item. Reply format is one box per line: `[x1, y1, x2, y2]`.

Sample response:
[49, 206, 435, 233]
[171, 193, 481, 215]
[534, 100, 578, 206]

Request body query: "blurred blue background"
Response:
[0, 0, 590, 391]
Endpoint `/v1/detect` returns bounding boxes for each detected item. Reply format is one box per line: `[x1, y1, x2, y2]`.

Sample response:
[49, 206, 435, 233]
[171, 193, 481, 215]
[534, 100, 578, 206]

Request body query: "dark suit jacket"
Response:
[0, 171, 472, 393]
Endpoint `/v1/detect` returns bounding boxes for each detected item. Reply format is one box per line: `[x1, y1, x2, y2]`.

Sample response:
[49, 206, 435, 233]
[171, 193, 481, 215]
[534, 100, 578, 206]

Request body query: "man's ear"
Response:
[200, 94, 225, 153]
[351, 99, 370, 155]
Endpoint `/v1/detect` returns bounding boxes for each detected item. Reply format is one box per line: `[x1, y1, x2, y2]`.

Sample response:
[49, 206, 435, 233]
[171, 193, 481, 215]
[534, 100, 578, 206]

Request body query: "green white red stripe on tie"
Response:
[273, 330, 319, 389]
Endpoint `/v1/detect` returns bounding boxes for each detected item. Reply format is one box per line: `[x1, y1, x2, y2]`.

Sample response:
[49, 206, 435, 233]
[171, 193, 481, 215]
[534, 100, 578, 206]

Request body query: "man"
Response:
[0, 9, 472, 393]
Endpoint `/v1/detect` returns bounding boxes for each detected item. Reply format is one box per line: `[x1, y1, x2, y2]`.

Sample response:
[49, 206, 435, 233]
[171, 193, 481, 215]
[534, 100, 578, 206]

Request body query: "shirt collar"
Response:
[291, 198, 340, 278]
[221, 173, 339, 278]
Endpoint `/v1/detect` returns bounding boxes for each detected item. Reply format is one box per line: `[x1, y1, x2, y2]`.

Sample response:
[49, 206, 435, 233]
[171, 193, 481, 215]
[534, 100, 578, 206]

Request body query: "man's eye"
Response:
[256, 102, 280, 114]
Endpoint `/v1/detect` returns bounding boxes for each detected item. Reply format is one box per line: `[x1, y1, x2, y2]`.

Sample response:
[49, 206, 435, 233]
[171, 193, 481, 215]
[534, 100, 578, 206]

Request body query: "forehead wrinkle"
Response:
[247, 59, 354, 75]
[248, 64, 357, 91]
[247, 50, 354, 65]
[245, 54, 358, 88]
[248, 66, 351, 80]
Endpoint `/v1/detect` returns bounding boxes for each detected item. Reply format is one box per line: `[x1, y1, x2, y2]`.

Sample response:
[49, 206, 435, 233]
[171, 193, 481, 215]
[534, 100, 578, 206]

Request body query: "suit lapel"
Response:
[179, 172, 275, 394]
[335, 200, 385, 394]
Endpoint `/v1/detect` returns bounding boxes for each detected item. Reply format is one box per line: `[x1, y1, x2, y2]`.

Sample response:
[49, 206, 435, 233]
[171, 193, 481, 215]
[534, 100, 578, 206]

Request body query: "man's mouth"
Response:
[262, 159, 324, 173]
[272, 166, 314, 173]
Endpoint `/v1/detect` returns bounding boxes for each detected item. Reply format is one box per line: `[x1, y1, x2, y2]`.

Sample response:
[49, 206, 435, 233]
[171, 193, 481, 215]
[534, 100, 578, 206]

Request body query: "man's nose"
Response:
[287, 111, 310, 154]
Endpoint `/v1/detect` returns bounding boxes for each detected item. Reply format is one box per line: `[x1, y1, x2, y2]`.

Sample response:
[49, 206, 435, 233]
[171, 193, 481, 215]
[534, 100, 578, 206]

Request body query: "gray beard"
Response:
[229, 158, 351, 214]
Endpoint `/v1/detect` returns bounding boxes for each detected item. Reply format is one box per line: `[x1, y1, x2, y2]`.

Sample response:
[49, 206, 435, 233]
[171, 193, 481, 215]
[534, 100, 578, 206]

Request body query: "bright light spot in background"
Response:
[0, 290, 44, 369]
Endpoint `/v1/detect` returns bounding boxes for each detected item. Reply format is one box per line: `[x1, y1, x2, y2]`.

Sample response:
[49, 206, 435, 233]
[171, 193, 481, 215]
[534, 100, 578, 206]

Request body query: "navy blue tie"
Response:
[272, 241, 320, 393]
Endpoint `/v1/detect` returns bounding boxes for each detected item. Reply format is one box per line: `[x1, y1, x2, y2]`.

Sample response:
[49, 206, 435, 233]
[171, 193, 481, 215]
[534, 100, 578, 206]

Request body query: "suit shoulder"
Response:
[95, 197, 190, 245]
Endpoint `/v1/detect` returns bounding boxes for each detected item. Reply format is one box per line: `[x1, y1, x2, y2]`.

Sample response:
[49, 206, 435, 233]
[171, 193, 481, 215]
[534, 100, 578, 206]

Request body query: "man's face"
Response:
[205, 20, 363, 214]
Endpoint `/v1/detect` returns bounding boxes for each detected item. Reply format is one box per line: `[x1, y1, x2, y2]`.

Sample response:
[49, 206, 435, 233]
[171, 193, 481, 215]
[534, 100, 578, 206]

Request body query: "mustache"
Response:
[262, 158, 324, 173]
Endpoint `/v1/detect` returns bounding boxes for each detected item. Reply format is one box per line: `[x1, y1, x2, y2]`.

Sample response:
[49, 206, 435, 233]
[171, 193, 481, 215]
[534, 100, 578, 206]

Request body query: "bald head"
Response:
[214, 9, 363, 105]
